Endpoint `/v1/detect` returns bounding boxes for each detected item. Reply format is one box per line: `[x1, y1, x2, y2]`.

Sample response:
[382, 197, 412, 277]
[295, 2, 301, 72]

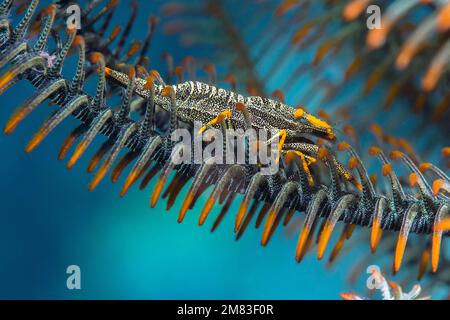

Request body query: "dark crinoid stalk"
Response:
[0, 0, 449, 298]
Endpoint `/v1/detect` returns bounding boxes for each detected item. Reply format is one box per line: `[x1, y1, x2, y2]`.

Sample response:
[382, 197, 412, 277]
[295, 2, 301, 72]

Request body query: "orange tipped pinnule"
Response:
[224, 73, 236, 88]
[394, 234, 407, 274]
[418, 163, 432, 173]
[340, 292, 361, 300]
[199, 194, 217, 226]
[120, 170, 137, 197]
[143, 76, 155, 90]
[275, 0, 298, 16]
[72, 35, 84, 47]
[88, 165, 108, 191]
[348, 157, 358, 170]
[367, 27, 387, 49]
[89, 52, 103, 64]
[369, 123, 383, 137]
[161, 85, 173, 97]
[317, 221, 333, 260]
[45, 4, 57, 15]
[442, 147, 450, 157]
[272, 89, 285, 103]
[150, 174, 167, 208]
[434, 218, 450, 232]
[67, 26, 77, 35]
[437, 3, 450, 32]
[432, 179, 444, 196]
[409, 173, 418, 188]
[234, 201, 249, 232]
[107, 0, 119, 10]
[368, 146, 382, 156]
[418, 248, 430, 280]
[173, 66, 184, 77]
[396, 45, 414, 70]
[337, 142, 351, 151]
[422, 65, 440, 92]
[343, 125, 356, 138]
[126, 41, 141, 58]
[261, 210, 277, 246]
[382, 164, 392, 177]
[370, 217, 382, 253]
[149, 70, 163, 83]
[109, 26, 121, 42]
[127, 67, 136, 80]
[292, 23, 313, 44]
[389, 150, 403, 161]
[178, 192, 194, 223]
[343, 0, 369, 21]
[203, 63, 215, 74]
[370, 174, 378, 187]
[318, 110, 331, 122]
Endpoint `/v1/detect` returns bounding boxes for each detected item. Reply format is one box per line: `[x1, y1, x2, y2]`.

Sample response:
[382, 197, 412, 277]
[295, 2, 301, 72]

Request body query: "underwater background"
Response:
[0, 0, 448, 299]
